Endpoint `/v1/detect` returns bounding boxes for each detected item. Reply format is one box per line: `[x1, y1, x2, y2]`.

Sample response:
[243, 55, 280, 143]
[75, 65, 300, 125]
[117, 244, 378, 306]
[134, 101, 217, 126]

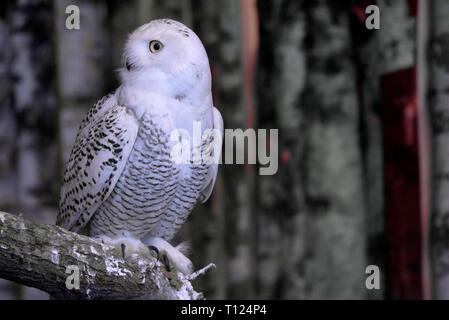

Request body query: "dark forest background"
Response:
[1, 0, 449, 300]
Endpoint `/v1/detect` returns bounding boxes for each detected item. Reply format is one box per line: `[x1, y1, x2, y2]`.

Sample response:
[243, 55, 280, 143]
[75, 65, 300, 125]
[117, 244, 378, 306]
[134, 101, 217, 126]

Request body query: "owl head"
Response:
[120, 19, 212, 104]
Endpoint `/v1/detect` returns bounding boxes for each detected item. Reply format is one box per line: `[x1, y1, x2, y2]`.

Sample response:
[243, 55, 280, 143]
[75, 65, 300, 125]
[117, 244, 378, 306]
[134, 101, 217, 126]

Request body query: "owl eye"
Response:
[149, 40, 164, 53]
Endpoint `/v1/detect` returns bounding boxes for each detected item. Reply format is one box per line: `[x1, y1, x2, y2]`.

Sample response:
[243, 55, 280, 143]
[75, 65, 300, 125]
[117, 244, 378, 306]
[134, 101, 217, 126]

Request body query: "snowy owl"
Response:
[56, 19, 223, 275]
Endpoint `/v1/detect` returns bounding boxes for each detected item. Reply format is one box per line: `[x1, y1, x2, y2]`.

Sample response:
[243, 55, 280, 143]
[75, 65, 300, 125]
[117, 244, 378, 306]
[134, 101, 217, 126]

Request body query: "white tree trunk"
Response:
[8, 0, 58, 299]
[55, 0, 108, 165]
[300, 0, 366, 299]
[256, 0, 306, 299]
[428, 0, 449, 300]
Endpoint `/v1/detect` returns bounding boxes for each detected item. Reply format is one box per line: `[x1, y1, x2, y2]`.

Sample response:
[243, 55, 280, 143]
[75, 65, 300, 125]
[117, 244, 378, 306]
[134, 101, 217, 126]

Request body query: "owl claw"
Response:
[142, 237, 194, 275]
[148, 245, 159, 257]
[161, 252, 171, 272]
[148, 245, 171, 272]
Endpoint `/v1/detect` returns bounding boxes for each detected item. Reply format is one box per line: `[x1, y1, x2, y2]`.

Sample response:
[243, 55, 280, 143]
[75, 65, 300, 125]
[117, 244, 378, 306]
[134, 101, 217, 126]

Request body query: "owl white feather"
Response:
[56, 19, 223, 275]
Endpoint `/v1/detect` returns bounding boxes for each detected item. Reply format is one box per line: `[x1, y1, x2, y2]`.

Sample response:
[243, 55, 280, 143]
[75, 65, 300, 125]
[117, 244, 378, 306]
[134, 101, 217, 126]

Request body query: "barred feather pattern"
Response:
[57, 95, 138, 231]
[88, 112, 210, 241]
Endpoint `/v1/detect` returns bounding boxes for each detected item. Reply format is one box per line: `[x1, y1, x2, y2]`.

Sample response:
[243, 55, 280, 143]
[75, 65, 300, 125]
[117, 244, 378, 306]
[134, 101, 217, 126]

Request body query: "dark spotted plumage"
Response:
[89, 113, 209, 240]
[57, 94, 138, 231]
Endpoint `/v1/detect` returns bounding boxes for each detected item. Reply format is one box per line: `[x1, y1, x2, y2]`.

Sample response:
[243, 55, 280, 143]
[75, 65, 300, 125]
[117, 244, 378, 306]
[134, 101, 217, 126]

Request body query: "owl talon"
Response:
[161, 252, 171, 272]
[142, 237, 194, 275]
[148, 245, 159, 257]
[148, 245, 171, 273]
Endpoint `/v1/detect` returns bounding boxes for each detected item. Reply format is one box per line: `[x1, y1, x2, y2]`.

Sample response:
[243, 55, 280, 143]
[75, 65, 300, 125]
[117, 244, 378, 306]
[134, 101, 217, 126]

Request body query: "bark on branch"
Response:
[0, 211, 202, 300]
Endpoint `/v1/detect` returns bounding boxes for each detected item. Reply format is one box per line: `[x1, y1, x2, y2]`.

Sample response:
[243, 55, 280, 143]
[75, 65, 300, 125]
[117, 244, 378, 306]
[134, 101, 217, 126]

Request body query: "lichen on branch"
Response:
[0, 211, 202, 300]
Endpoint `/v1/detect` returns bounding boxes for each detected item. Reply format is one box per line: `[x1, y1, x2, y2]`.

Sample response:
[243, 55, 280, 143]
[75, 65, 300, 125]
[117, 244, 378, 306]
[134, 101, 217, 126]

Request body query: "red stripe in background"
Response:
[409, 0, 418, 16]
[381, 67, 423, 299]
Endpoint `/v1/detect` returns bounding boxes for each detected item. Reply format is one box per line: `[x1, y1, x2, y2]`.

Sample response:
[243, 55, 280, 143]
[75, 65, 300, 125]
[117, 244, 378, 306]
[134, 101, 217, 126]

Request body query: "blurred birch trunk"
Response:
[351, 0, 385, 299]
[428, 0, 449, 300]
[299, 0, 367, 299]
[377, 0, 415, 73]
[1, 0, 57, 299]
[256, 0, 307, 299]
[12, 0, 57, 219]
[0, 1, 16, 300]
[0, 2, 16, 226]
[55, 0, 107, 165]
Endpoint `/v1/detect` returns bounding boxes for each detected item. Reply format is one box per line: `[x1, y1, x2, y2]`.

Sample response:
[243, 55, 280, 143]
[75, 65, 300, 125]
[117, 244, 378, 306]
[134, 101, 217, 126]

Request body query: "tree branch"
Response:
[0, 211, 203, 300]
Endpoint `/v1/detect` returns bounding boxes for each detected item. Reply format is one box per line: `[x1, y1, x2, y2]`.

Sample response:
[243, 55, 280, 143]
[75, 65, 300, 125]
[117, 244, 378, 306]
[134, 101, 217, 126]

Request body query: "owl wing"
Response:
[198, 106, 223, 203]
[57, 95, 139, 232]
